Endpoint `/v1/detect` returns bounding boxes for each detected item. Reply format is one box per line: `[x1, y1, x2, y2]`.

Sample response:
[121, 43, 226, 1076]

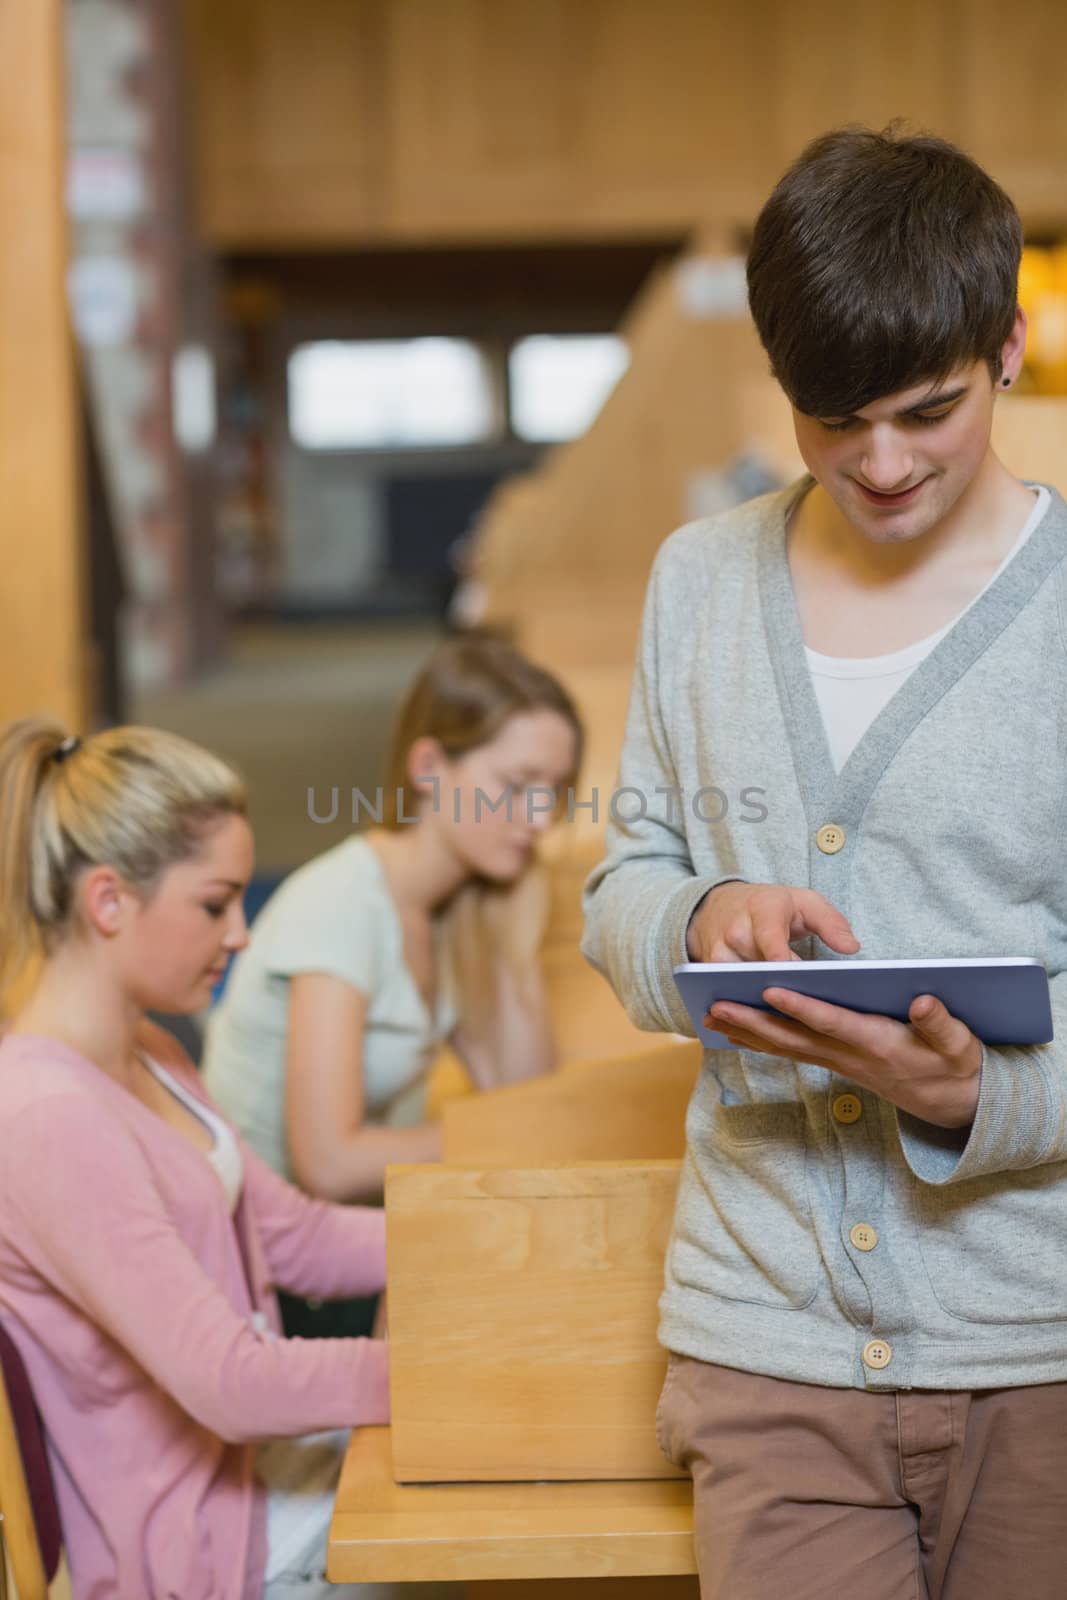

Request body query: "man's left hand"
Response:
[706, 989, 982, 1129]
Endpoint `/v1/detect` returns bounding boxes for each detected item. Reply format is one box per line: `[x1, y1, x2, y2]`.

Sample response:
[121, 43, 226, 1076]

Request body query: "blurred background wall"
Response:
[4, 0, 1067, 889]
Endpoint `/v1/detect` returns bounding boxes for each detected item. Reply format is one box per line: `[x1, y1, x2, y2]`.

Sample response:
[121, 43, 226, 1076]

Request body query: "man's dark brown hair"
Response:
[746, 124, 1023, 418]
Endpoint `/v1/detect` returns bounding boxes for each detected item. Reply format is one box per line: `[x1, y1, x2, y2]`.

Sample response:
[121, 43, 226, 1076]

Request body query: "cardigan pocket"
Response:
[668, 1096, 820, 1310]
[912, 1159, 1067, 1324]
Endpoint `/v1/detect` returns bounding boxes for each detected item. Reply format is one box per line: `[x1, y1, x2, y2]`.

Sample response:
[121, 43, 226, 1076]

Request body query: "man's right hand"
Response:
[685, 881, 860, 963]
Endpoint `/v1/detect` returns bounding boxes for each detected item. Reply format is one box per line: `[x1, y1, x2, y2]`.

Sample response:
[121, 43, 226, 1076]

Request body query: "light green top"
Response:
[202, 836, 457, 1179]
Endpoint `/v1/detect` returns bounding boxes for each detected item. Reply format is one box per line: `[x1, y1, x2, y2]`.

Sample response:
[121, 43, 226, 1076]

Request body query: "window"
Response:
[288, 338, 496, 450]
[508, 334, 629, 443]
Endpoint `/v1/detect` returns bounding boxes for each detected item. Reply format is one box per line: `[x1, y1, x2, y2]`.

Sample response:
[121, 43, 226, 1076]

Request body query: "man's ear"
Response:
[999, 303, 1028, 386]
[78, 865, 131, 938]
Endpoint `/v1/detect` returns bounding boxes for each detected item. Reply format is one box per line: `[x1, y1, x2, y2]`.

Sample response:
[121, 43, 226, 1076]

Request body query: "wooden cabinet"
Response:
[382, 0, 775, 239]
[954, 0, 1067, 221]
[183, 0, 1067, 247]
[771, 0, 962, 161]
[184, 0, 385, 244]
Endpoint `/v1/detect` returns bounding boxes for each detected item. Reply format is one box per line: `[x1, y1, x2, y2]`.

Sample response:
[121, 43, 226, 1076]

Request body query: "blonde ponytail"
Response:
[0, 719, 246, 1007]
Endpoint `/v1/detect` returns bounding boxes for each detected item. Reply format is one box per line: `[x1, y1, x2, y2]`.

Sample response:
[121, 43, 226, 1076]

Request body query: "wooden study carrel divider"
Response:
[386, 1158, 685, 1484]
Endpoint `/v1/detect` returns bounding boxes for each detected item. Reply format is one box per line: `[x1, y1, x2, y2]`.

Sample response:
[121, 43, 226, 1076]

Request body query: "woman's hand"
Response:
[707, 988, 983, 1130]
[451, 956, 557, 1091]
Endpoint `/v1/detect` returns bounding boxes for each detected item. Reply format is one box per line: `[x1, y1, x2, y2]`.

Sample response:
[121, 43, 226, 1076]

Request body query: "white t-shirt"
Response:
[807, 486, 1050, 772]
[143, 1053, 244, 1214]
[201, 835, 458, 1180]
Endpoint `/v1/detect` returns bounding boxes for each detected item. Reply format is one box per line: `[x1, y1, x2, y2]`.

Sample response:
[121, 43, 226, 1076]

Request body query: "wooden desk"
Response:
[441, 1043, 698, 1165]
[328, 1426, 698, 1595]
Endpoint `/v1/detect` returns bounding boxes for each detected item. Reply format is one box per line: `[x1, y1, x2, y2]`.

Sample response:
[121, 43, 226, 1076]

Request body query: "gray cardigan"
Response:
[582, 476, 1067, 1391]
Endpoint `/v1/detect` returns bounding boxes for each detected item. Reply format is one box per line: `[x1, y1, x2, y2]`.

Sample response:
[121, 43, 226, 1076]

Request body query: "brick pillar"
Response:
[66, 0, 222, 693]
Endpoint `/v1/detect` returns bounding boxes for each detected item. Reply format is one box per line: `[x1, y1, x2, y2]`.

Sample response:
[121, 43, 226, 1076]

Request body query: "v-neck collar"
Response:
[141, 1050, 220, 1147]
[0, 1030, 219, 1161]
[758, 474, 1067, 832]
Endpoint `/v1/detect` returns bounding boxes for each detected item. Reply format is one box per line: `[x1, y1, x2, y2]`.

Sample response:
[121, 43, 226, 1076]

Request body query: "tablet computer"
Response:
[672, 957, 1053, 1049]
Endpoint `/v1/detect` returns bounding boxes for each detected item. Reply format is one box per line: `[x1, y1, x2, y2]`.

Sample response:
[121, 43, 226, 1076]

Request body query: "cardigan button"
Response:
[832, 1093, 862, 1124]
[862, 1339, 893, 1370]
[816, 823, 845, 854]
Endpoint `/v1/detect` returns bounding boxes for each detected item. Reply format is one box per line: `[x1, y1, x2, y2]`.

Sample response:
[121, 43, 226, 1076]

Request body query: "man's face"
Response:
[791, 360, 999, 544]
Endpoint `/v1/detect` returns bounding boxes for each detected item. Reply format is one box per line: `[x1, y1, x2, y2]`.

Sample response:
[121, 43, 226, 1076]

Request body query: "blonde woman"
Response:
[202, 635, 582, 1336]
[0, 721, 407, 1600]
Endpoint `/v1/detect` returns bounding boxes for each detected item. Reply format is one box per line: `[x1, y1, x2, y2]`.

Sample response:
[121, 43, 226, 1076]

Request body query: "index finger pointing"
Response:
[793, 889, 860, 954]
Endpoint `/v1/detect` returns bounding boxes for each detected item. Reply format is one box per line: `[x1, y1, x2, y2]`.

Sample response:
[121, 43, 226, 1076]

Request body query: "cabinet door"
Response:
[382, 0, 777, 240]
[954, 0, 1067, 217]
[771, 0, 962, 162]
[184, 0, 384, 245]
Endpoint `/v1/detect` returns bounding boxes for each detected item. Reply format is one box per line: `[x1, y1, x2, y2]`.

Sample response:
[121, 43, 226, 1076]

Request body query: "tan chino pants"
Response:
[655, 1353, 1067, 1600]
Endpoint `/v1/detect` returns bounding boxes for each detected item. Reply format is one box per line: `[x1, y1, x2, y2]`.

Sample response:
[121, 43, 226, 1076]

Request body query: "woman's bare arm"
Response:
[285, 972, 441, 1203]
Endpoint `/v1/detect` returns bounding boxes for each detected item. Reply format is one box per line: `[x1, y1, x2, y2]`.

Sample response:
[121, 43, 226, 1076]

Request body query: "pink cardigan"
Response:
[0, 1022, 389, 1600]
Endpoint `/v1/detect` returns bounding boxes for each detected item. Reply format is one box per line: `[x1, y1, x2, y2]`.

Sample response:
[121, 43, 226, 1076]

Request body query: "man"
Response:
[581, 125, 1067, 1599]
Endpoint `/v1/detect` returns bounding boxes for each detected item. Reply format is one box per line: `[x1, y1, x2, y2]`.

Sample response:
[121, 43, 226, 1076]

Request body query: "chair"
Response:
[0, 1321, 61, 1600]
